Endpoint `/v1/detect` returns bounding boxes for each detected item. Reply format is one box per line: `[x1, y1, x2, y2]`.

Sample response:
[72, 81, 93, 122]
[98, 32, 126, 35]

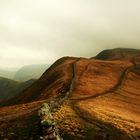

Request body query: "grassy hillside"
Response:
[0, 48, 140, 139]
[0, 77, 36, 100]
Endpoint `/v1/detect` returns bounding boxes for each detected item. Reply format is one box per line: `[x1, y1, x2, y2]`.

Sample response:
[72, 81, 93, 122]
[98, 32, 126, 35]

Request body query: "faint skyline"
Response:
[0, 0, 140, 68]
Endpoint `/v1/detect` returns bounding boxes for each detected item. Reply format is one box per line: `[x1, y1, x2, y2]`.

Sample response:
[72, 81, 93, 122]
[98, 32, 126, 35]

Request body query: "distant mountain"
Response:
[0, 48, 140, 139]
[0, 77, 36, 100]
[0, 69, 16, 79]
[14, 64, 50, 81]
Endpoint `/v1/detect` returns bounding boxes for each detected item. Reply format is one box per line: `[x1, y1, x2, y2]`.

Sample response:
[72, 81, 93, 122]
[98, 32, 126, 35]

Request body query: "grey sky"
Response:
[0, 0, 140, 68]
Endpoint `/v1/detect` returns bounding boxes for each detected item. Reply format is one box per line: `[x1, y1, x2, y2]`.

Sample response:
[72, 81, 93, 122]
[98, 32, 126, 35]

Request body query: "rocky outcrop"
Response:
[38, 103, 63, 140]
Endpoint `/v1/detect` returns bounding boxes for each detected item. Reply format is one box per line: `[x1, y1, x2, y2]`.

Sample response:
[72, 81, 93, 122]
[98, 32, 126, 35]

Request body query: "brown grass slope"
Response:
[0, 48, 140, 140]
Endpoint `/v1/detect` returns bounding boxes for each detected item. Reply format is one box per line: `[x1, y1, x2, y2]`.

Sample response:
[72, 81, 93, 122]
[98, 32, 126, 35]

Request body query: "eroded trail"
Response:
[72, 58, 137, 101]
[69, 57, 139, 140]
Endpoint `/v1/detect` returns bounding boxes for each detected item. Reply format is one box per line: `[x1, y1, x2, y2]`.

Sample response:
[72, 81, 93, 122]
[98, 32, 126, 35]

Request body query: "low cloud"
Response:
[0, 0, 140, 68]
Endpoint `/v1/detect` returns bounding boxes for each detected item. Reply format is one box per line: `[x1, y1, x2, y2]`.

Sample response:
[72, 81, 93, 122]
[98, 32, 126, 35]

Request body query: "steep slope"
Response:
[0, 48, 140, 140]
[0, 77, 36, 100]
[6, 57, 78, 105]
[14, 64, 50, 81]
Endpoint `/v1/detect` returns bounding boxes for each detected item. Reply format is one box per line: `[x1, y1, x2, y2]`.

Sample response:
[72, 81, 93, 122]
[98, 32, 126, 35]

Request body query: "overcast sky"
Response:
[0, 0, 140, 68]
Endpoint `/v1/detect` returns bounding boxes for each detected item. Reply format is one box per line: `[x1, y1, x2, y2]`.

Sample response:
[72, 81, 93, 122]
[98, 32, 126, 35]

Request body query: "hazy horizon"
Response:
[0, 0, 140, 69]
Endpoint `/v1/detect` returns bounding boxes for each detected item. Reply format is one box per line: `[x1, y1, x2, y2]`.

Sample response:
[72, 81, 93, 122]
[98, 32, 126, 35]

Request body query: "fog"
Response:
[0, 0, 140, 68]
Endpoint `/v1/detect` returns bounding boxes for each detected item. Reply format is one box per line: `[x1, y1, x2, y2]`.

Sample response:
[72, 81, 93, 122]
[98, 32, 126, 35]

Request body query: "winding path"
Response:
[69, 56, 138, 140]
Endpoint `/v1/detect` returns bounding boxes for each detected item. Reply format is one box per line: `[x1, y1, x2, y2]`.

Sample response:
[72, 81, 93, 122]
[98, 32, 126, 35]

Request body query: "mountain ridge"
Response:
[0, 48, 140, 140]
